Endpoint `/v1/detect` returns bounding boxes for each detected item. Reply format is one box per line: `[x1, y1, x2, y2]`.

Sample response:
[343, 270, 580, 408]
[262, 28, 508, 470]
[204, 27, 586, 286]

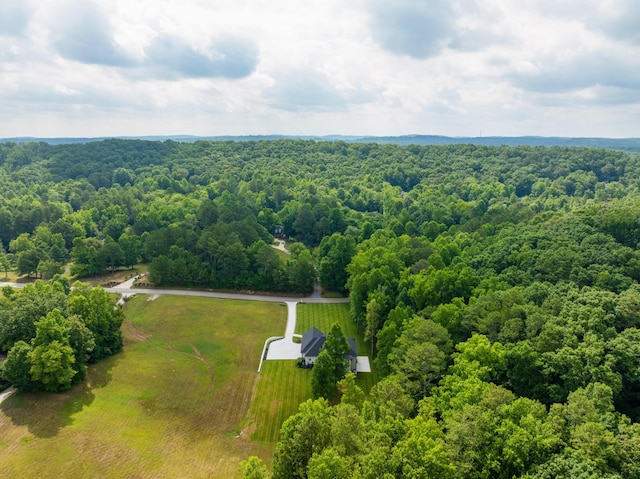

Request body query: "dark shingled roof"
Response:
[301, 327, 325, 357]
[347, 337, 357, 359]
[301, 327, 357, 359]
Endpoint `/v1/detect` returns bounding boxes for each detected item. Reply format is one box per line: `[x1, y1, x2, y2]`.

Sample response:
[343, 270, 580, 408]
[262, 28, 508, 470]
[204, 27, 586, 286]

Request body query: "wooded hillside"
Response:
[3, 139, 640, 477]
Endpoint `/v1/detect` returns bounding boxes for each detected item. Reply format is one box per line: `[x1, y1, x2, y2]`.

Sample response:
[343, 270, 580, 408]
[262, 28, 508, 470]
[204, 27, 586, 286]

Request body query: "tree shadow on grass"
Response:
[0, 352, 119, 438]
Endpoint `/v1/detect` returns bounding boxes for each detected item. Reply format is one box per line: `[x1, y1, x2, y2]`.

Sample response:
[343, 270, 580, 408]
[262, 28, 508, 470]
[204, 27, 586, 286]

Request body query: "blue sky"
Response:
[1, 0, 639, 138]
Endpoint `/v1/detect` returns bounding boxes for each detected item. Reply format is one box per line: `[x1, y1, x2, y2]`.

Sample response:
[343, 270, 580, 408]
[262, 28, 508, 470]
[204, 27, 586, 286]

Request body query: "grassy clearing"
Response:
[320, 291, 346, 299]
[296, 303, 363, 351]
[245, 361, 312, 443]
[296, 303, 378, 393]
[271, 247, 291, 263]
[81, 266, 148, 286]
[245, 303, 379, 443]
[0, 270, 17, 282]
[0, 294, 285, 478]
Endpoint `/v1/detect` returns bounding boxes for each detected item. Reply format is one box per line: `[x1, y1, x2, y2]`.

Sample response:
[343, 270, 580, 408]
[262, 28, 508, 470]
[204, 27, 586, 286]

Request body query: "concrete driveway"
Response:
[265, 302, 301, 360]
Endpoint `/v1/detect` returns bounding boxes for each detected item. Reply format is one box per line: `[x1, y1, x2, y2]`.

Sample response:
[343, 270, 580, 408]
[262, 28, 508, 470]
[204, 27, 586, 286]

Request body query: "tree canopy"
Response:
[4, 138, 640, 477]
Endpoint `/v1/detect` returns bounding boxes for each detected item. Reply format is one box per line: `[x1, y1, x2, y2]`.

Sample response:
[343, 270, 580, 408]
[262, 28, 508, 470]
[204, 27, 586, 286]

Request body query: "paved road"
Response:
[104, 286, 349, 303]
[0, 281, 349, 304]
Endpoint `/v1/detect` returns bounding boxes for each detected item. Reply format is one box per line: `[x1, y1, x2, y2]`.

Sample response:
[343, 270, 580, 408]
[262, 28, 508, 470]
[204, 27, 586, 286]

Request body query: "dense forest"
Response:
[3, 139, 640, 477]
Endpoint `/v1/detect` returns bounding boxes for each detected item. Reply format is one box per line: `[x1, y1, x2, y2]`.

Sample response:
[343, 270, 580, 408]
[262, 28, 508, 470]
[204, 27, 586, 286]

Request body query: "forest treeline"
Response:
[3, 139, 640, 477]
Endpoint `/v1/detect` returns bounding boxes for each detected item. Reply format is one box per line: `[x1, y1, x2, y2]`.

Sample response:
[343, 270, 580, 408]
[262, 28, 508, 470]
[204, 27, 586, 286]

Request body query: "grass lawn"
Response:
[245, 303, 380, 444]
[0, 294, 286, 478]
[296, 303, 378, 393]
[271, 247, 291, 263]
[245, 361, 312, 443]
[0, 271, 18, 282]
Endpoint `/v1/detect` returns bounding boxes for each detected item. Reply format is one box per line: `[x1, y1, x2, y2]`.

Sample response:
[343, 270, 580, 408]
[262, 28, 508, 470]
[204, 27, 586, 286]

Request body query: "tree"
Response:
[28, 309, 77, 392]
[365, 287, 390, 356]
[70, 237, 102, 277]
[99, 236, 124, 272]
[68, 284, 123, 361]
[9, 232, 34, 254]
[388, 317, 452, 398]
[0, 281, 67, 351]
[324, 323, 350, 374]
[272, 398, 332, 479]
[318, 233, 355, 293]
[292, 203, 315, 246]
[16, 248, 42, 277]
[240, 456, 270, 479]
[117, 233, 142, 269]
[67, 315, 96, 383]
[338, 372, 365, 410]
[331, 403, 364, 457]
[374, 302, 413, 377]
[29, 339, 76, 392]
[0, 242, 10, 278]
[112, 167, 135, 186]
[307, 448, 350, 479]
[1, 340, 37, 391]
[394, 414, 456, 479]
[289, 249, 316, 294]
[312, 350, 336, 400]
[37, 259, 63, 280]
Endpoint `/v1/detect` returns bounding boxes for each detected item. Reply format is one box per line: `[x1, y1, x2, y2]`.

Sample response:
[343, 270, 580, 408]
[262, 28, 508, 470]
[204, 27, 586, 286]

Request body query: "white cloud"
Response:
[0, 0, 639, 138]
[144, 33, 258, 79]
[50, 1, 133, 66]
[0, 0, 30, 37]
[367, 0, 455, 59]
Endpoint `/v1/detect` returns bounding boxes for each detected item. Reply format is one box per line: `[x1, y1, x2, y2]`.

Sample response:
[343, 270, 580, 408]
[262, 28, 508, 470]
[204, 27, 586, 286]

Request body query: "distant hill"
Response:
[2, 134, 640, 151]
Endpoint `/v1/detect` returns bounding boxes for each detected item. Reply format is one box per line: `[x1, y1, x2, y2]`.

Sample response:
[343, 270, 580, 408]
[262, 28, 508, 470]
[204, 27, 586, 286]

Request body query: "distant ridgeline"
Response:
[2, 134, 640, 151]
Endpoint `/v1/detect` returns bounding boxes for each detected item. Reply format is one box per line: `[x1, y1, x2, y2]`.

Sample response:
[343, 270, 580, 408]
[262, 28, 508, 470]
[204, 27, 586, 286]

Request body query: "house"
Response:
[300, 327, 358, 373]
[274, 225, 286, 238]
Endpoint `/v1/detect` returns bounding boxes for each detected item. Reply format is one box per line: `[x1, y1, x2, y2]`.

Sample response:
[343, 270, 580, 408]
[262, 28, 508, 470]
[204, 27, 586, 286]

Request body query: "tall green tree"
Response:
[311, 323, 351, 401]
[27, 309, 77, 392]
[1, 340, 37, 391]
[0, 247, 10, 278]
[272, 398, 332, 479]
[68, 284, 123, 361]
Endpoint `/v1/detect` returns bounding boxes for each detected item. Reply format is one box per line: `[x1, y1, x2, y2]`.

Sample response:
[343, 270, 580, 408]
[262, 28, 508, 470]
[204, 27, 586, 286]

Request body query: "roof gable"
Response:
[301, 327, 325, 357]
[301, 327, 357, 360]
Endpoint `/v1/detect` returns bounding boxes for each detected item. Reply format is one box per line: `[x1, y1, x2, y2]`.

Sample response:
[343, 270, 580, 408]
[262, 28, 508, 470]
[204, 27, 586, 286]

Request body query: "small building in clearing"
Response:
[300, 327, 357, 373]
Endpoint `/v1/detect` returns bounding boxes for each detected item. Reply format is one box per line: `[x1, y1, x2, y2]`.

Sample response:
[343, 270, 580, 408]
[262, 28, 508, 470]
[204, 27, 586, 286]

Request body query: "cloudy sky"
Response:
[1, 0, 639, 138]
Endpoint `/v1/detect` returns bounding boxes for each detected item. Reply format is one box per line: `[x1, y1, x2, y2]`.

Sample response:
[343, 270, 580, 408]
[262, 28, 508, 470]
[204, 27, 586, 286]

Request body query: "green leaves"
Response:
[0, 280, 120, 393]
[312, 323, 351, 401]
[28, 339, 76, 393]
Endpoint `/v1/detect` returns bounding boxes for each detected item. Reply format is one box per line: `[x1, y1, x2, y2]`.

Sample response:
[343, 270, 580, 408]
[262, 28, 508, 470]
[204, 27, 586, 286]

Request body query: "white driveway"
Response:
[265, 302, 301, 360]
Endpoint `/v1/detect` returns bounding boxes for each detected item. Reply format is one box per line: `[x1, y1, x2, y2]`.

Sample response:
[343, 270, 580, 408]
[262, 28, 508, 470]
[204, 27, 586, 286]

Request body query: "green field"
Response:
[245, 360, 312, 443]
[0, 295, 286, 478]
[0, 297, 377, 477]
[296, 303, 377, 393]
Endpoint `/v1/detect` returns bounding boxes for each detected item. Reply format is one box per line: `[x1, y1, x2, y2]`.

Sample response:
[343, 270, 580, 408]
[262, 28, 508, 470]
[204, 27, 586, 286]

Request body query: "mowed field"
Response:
[295, 303, 378, 393]
[0, 294, 286, 479]
[244, 303, 376, 443]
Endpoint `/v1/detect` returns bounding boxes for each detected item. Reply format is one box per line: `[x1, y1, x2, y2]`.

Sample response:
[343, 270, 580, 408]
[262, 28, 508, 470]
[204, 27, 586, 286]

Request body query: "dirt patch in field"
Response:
[121, 319, 151, 345]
